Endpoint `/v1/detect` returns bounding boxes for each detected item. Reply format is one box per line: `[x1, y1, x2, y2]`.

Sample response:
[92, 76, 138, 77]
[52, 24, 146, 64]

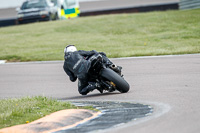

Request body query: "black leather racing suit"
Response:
[63, 50, 109, 95]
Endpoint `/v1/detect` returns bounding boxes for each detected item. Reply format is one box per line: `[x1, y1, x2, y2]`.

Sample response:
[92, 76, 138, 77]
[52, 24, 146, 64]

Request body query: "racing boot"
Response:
[80, 82, 102, 95]
[89, 82, 103, 94]
[96, 82, 103, 94]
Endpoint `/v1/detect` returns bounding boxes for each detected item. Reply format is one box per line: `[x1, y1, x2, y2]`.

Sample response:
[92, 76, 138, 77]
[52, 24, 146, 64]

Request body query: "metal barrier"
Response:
[80, 3, 178, 17]
[179, 0, 200, 10]
[0, 18, 17, 27]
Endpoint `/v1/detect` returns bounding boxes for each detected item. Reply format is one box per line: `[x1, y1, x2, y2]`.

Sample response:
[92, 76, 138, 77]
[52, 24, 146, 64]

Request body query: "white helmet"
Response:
[64, 45, 77, 54]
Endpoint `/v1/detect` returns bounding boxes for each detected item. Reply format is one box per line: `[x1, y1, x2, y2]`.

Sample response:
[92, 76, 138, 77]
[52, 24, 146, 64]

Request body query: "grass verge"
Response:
[0, 96, 95, 129]
[0, 9, 200, 61]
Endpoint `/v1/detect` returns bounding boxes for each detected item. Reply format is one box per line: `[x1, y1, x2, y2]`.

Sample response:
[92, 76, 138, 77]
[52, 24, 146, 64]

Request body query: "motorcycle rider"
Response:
[63, 45, 122, 95]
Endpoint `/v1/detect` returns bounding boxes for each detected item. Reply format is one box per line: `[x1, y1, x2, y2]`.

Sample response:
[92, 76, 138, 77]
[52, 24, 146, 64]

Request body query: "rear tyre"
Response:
[100, 68, 130, 93]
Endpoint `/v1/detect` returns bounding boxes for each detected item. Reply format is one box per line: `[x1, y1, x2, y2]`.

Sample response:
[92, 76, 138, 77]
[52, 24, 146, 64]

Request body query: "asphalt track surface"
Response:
[0, 54, 200, 133]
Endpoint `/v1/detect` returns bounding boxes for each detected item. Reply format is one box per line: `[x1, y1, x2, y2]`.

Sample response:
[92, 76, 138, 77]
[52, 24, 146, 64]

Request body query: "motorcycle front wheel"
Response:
[100, 68, 130, 93]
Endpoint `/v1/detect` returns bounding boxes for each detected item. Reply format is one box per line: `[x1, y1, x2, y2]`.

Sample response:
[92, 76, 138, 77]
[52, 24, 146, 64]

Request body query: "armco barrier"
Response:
[80, 3, 178, 16]
[179, 0, 200, 10]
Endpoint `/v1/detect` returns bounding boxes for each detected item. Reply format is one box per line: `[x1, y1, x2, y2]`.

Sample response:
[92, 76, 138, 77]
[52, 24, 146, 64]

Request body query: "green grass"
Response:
[0, 96, 95, 129]
[0, 9, 200, 61]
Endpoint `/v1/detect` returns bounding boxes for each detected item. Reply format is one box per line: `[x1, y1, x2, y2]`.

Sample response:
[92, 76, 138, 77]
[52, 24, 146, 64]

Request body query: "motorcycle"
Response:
[88, 54, 130, 93]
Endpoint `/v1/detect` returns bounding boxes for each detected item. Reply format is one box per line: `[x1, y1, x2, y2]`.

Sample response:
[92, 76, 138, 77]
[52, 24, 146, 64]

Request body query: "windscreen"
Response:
[65, 0, 76, 8]
[21, 0, 47, 9]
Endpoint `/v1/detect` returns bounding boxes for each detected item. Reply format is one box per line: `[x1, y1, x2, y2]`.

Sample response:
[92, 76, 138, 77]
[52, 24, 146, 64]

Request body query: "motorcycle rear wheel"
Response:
[100, 68, 130, 93]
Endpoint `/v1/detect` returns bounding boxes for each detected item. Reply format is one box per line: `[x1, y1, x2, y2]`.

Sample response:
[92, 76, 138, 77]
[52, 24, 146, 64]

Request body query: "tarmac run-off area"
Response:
[0, 54, 200, 133]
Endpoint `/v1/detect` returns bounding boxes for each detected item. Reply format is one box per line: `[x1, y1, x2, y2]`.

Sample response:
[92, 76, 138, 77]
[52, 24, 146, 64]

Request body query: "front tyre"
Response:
[100, 68, 130, 93]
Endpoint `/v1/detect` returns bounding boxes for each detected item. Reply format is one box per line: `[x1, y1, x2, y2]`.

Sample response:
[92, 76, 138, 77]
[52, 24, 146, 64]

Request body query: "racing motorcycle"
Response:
[88, 54, 130, 93]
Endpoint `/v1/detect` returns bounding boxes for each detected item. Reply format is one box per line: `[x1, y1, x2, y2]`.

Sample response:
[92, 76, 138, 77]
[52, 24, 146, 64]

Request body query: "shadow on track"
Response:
[58, 92, 121, 100]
